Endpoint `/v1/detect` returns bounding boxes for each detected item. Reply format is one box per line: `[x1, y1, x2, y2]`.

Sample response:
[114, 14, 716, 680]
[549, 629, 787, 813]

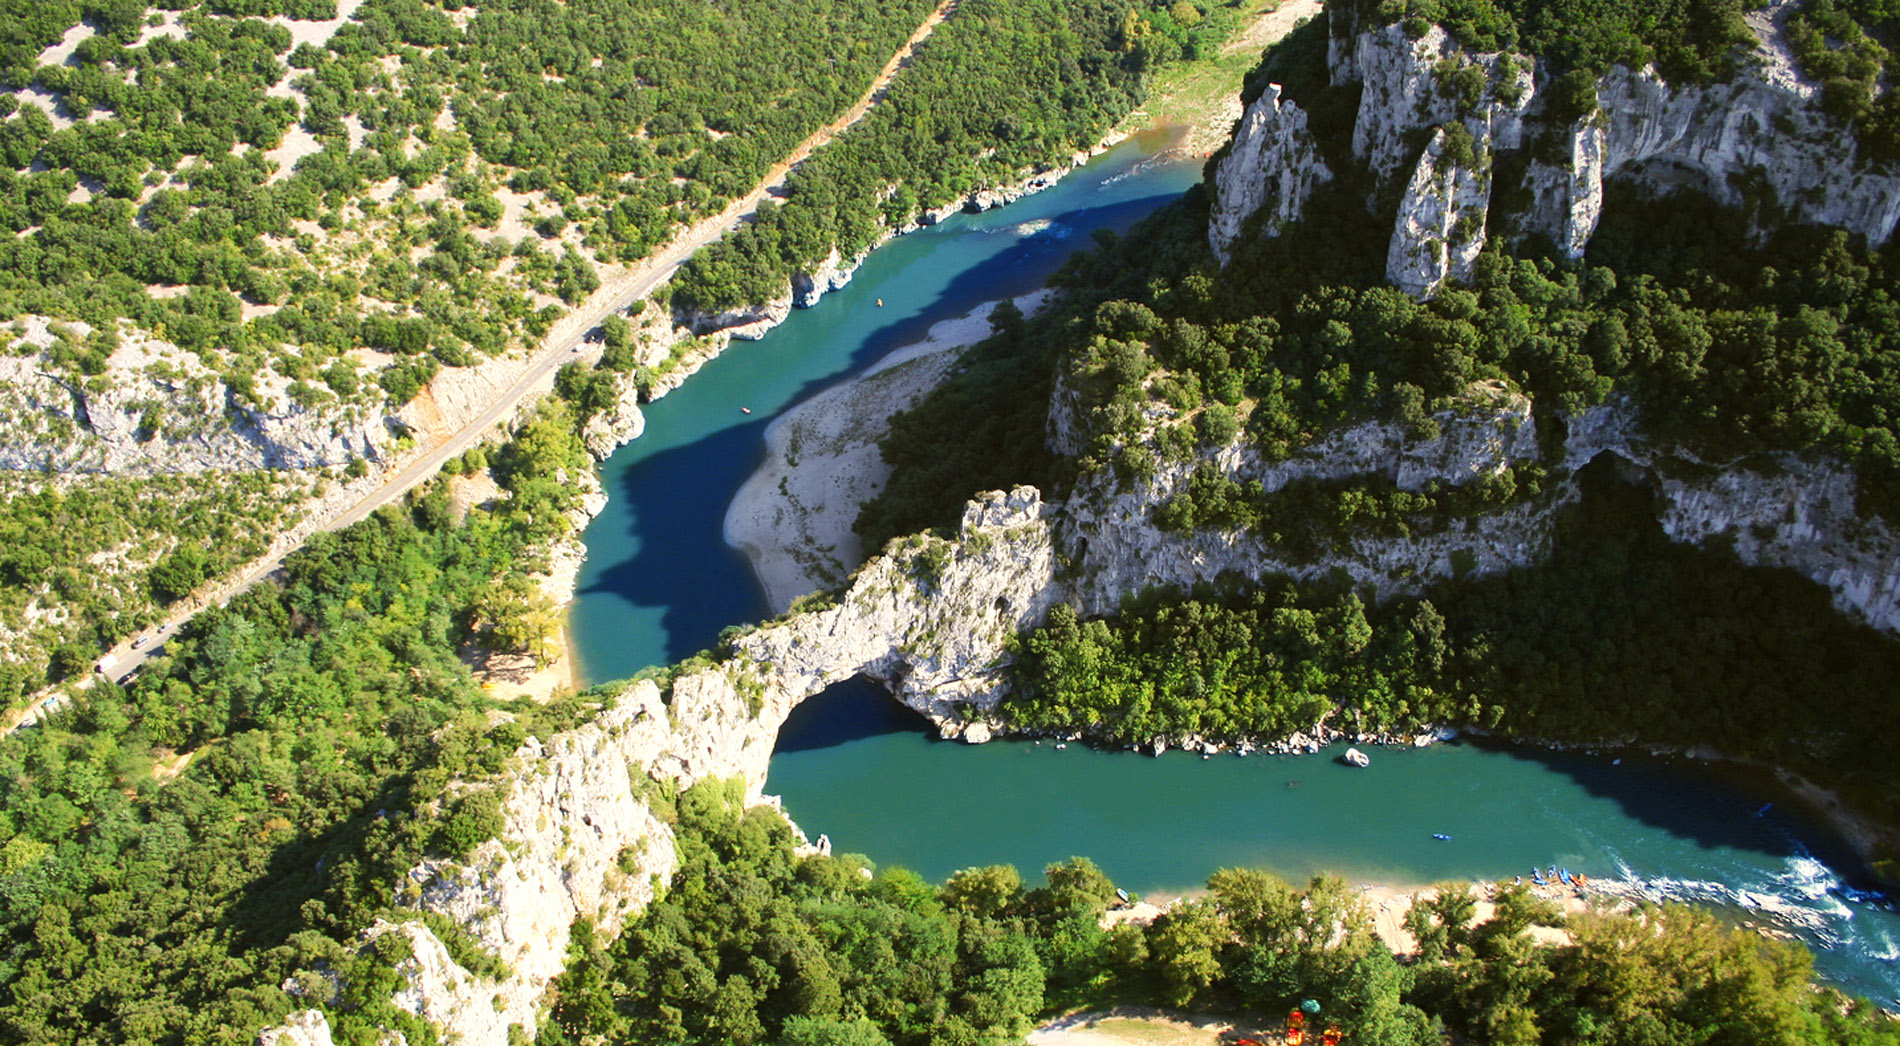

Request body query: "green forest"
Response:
[538, 777, 1898, 1046]
[0, 468, 307, 701]
[1008, 457, 1900, 827]
[670, 0, 1230, 314]
[0, 0, 938, 411]
[859, 9, 1900, 865]
[0, 402, 601, 1043]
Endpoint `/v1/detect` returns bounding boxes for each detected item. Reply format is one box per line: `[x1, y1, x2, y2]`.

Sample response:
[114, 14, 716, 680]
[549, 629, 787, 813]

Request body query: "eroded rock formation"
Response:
[1208, 83, 1333, 264]
[1216, 3, 1900, 295]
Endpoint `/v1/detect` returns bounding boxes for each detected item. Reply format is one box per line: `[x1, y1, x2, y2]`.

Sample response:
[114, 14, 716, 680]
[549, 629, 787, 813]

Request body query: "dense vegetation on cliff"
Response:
[1336, 0, 1755, 83]
[541, 779, 1897, 1046]
[0, 403, 598, 1043]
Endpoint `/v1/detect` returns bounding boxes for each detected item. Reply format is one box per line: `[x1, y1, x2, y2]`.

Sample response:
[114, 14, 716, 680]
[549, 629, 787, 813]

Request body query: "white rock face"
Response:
[0, 317, 391, 474]
[360, 687, 682, 1046]
[684, 292, 794, 341]
[1659, 459, 1900, 633]
[579, 371, 646, 460]
[1572, 58, 1900, 247]
[1345, 24, 1535, 178]
[1386, 126, 1491, 298]
[257, 1010, 333, 1046]
[732, 485, 1062, 730]
[1563, 400, 1900, 632]
[1061, 388, 1545, 613]
[1208, 84, 1333, 264]
[1517, 3, 1900, 255]
[1308, 7, 1900, 292]
[1523, 118, 1607, 259]
[791, 247, 861, 308]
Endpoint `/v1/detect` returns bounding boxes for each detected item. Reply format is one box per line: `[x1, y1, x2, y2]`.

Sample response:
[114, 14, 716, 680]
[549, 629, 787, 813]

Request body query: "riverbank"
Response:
[725, 290, 1053, 612]
[1113, 0, 1325, 155]
[458, 469, 604, 702]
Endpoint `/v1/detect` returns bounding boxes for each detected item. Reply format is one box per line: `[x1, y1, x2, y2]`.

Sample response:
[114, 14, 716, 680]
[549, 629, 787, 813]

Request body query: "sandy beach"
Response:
[724, 290, 1053, 613]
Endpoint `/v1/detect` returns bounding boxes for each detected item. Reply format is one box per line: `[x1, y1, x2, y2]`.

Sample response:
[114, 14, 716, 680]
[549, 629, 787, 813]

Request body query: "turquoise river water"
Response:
[571, 131, 1900, 1004]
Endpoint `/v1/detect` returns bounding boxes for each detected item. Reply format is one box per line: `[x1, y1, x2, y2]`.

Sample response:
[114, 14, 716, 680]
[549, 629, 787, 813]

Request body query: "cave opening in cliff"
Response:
[773, 675, 936, 754]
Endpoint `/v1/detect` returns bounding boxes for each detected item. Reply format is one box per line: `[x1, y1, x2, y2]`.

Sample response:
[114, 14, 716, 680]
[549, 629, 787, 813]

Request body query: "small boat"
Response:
[1342, 747, 1370, 768]
[1558, 868, 1573, 886]
[1432, 833, 1452, 841]
[740, 407, 751, 414]
[876, 298, 884, 307]
[1573, 873, 1588, 888]
[1531, 868, 1548, 885]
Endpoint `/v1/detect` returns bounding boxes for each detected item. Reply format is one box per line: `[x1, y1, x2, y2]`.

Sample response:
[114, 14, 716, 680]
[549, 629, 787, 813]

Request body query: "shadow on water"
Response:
[773, 676, 934, 754]
[773, 190, 1188, 414]
[575, 417, 773, 665]
[576, 189, 1189, 672]
[1466, 737, 1880, 886]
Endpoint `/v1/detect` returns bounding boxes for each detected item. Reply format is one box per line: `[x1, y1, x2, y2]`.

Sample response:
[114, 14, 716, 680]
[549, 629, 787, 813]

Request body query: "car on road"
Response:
[132, 635, 150, 649]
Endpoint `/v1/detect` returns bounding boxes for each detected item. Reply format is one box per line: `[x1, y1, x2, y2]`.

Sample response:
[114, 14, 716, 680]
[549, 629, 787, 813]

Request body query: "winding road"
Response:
[5, 0, 959, 733]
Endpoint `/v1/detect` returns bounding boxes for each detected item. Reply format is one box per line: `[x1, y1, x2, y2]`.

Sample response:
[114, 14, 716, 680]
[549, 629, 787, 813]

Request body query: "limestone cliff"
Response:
[1058, 385, 1549, 614]
[1059, 378, 1900, 639]
[1385, 125, 1492, 298]
[1207, 83, 1333, 264]
[371, 689, 681, 1045]
[1563, 401, 1900, 632]
[265, 487, 1062, 1044]
[578, 370, 646, 460]
[0, 316, 392, 474]
[1522, 0, 1900, 257]
[1344, 24, 1536, 183]
[1218, 3, 1900, 295]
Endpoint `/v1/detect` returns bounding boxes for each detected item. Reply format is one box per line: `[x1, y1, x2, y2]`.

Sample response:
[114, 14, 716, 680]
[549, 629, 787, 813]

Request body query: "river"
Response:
[570, 130, 1900, 1005]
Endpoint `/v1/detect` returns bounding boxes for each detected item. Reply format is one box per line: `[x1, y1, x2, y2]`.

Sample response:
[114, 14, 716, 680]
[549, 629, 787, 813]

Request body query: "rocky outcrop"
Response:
[1208, 84, 1333, 264]
[1059, 386, 1546, 613]
[1221, 6, 1900, 294]
[1386, 125, 1491, 298]
[791, 247, 862, 308]
[578, 371, 646, 460]
[685, 292, 795, 342]
[258, 1011, 334, 1046]
[1522, 118, 1607, 260]
[0, 317, 392, 475]
[1343, 24, 1535, 180]
[1525, 0, 1900, 254]
[1564, 400, 1900, 632]
[967, 168, 1066, 213]
[731, 485, 1062, 731]
[265, 486, 1063, 1045]
[371, 687, 682, 1046]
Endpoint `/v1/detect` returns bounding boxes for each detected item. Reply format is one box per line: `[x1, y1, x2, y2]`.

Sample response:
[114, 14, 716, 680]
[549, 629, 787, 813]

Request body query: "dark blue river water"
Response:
[571, 132, 1900, 1005]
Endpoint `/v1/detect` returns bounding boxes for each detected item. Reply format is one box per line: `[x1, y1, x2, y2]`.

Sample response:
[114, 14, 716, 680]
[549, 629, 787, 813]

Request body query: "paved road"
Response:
[4, 0, 959, 733]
